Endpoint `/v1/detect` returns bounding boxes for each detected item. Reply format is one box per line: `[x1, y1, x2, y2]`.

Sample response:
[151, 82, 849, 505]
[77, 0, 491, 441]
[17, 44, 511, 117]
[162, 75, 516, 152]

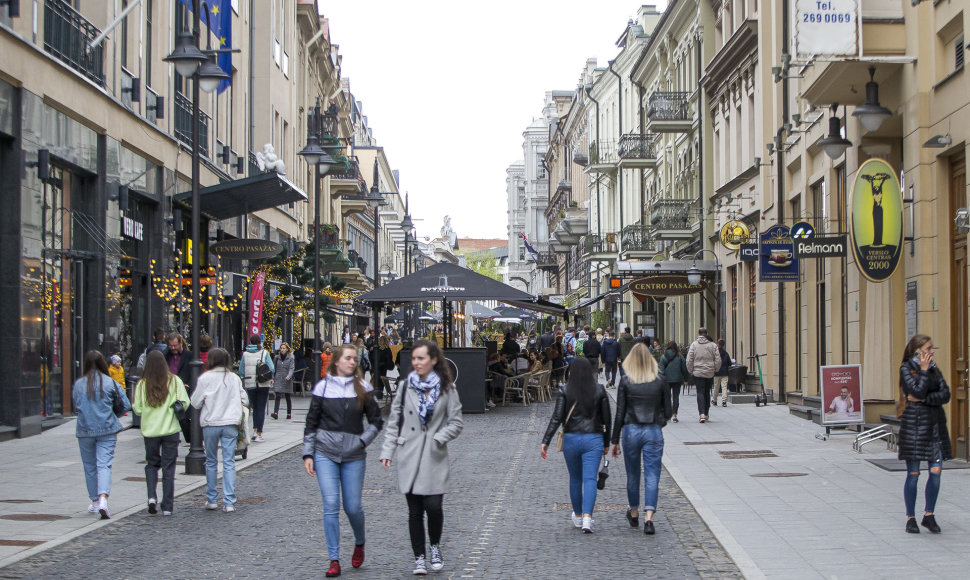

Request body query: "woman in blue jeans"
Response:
[73, 350, 131, 520]
[897, 334, 951, 534]
[304, 344, 383, 577]
[191, 348, 249, 513]
[611, 343, 671, 534]
[541, 356, 612, 533]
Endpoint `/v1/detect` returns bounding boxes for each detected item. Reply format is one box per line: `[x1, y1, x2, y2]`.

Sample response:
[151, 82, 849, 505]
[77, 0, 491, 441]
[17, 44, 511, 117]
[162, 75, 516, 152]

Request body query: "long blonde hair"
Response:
[623, 343, 658, 384]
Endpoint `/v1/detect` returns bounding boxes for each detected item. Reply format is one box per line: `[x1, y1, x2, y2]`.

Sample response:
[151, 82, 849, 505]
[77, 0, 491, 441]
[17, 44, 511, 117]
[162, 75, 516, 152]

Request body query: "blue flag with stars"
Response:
[180, 0, 232, 93]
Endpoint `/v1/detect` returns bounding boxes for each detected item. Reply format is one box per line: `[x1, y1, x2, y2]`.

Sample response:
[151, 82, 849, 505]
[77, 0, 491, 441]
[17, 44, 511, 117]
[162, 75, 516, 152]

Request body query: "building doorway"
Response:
[949, 155, 968, 460]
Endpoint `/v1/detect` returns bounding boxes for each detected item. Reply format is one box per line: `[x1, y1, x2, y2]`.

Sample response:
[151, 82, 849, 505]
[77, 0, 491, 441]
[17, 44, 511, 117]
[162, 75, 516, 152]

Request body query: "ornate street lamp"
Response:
[818, 105, 853, 160]
[851, 67, 892, 133]
[298, 99, 335, 383]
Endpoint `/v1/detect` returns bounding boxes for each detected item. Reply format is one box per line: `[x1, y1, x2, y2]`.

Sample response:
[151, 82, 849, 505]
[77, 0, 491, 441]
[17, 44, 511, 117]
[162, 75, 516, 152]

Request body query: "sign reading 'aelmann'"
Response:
[850, 158, 902, 282]
[630, 275, 707, 303]
[210, 239, 284, 260]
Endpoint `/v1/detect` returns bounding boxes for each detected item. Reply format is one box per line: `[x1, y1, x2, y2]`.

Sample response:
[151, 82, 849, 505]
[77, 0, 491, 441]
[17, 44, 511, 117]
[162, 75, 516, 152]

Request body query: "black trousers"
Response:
[604, 362, 618, 384]
[694, 376, 713, 417]
[667, 382, 682, 415]
[406, 493, 444, 557]
[273, 392, 292, 415]
[144, 432, 180, 512]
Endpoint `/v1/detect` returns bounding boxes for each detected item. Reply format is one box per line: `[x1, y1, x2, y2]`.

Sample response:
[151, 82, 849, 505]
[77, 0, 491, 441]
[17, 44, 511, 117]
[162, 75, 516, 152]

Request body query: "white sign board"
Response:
[795, 0, 859, 58]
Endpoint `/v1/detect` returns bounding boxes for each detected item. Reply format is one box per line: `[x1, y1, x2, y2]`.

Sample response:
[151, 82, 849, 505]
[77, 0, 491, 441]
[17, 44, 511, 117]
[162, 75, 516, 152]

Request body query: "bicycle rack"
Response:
[853, 424, 897, 453]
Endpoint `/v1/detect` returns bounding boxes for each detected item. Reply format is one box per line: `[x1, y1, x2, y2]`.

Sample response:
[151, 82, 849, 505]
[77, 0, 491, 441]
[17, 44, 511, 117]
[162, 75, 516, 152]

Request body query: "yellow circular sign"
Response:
[720, 220, 749, 250]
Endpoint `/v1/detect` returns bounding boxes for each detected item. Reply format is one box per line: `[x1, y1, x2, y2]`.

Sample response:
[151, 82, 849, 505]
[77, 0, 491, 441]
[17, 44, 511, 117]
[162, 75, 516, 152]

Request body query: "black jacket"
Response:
[373, 347, 393, 375]
[897, 360, 952, 461]
[542, 387, 612, 447]
[583, 337, 601, 359]
[538, 332, 555, 353]
[501, 338, 520, 358]
[165, 349, 193, 387]
[611, 375, 671, 444]
[302, 379, 384, 461]
[715, 348, 732, 376]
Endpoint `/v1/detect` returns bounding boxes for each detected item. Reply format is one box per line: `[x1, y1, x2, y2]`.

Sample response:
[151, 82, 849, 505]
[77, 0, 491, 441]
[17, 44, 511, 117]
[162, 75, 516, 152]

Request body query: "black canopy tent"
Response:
[355, 261, 567, 346]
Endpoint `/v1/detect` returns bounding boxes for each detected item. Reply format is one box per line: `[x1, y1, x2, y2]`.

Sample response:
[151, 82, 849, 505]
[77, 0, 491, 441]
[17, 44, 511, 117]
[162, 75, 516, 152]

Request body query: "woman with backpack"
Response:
[239, 334, 274, 442]
[271, 342, 295, 420]
[73, 350, 131, 519]
[658, 341, 688, 423]
[132, 351, 189, 516]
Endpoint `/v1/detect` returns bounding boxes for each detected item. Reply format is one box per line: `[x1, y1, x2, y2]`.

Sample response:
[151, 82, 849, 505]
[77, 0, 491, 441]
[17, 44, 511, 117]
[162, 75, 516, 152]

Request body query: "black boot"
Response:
[905, 518, 920, 534]
[921, 514, 941, 533]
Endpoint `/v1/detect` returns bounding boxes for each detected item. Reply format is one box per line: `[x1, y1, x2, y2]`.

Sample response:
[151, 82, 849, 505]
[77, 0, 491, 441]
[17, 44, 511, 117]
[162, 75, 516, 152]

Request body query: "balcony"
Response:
[534, 251, 559, 272]
[580, 234, 616, 262]
[313, 224, 340, 255]
[339, 189, 370, 218]
[617, 133, 659, 169]
[648, 198, 695, 239]
[328, 155, 362, 198]
[646, 91, 692, 133]
[620, 225, 659, 259]
[556, 179, 572, 194]
[585, 140, 618, 174]
[44, 0, 105, 86]
[174, 92, 210, 157]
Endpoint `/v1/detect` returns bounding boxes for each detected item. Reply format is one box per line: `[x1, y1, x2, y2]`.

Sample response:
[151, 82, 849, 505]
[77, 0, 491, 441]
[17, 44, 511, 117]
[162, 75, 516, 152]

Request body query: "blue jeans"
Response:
[78, 434, 117, 500]
[562, 433, 604, 515]
[203, 425, 238, 506]
[904, 458, 942, 517]
[621, 424, 664, 511]
[314, 454, 366, 561]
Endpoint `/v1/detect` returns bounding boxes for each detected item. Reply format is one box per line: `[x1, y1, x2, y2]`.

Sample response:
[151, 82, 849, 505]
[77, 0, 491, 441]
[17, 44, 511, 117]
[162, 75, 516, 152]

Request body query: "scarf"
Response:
[407, 370, 441, 425]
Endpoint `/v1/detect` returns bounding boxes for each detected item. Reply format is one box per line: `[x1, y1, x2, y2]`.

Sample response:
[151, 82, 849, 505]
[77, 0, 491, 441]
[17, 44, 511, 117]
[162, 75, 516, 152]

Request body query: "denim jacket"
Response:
[73, 372, 131, 438]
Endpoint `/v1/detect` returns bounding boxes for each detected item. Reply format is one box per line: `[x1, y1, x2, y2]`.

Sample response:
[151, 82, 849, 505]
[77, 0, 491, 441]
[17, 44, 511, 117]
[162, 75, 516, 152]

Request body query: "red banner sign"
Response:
[248, 272, 266, 338]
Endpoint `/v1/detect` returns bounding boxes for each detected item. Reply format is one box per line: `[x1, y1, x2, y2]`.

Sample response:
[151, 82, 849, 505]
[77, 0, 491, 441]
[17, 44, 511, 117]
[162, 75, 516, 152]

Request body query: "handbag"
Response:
[171, 400, 187, 422]
[597, 459, 610, 490]
[255, 351, 273, 384]
[108, 377, 126, 417]
[555, 401, 578, 452]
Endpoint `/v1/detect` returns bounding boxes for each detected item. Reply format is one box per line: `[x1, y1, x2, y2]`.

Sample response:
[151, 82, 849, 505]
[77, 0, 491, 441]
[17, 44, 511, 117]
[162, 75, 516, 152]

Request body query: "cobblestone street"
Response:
[2, 400, 739, 579]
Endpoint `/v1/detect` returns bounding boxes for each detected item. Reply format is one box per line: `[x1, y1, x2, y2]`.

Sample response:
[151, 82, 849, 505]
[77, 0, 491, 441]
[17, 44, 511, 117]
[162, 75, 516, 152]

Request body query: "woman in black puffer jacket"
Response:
[897, 333, 951, 535]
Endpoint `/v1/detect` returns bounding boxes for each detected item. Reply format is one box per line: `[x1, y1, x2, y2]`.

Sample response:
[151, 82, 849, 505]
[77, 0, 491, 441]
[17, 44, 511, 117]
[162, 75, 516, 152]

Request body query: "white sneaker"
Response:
[486, 401, 496, 409]
[98, 496, 110, 520]
[161, 511, 172, 516]
[223, 505, 235, 513]
[87, 503, 98, 514]
[412, 555, 427, 575]
[205, 502, 219, 510]
[253, 435, 264, 442]
[570, 512, 583, 528]
[429, 544, 443, 571]
[582, 515, 593, 533]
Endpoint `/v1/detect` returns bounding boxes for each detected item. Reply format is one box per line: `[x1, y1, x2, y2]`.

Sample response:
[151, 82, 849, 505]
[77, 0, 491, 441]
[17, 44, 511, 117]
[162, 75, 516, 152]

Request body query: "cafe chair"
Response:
[502, 373, 531, 407]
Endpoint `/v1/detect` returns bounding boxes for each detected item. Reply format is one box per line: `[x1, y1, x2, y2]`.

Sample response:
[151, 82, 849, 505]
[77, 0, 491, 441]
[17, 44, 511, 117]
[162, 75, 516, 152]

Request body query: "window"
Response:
[145, 0, 153, 87]
[121, 0, 129, 69]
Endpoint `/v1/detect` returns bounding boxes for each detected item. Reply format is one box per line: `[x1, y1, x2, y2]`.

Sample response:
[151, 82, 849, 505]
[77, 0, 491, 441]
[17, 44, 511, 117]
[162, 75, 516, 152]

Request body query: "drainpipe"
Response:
[248, 0, 255, 171]
[608, 61, 624, 236]
[631, 76, 646, 221]
[584, 85, 601, 239]
[696, 27, 706, 326]
[777, 0, 790, 403]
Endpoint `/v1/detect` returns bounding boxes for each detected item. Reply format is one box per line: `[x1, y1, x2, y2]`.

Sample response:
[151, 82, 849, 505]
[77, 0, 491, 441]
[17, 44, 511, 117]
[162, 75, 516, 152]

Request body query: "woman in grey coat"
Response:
[380, 339, 463, 576]
[271, 343, 295, 420]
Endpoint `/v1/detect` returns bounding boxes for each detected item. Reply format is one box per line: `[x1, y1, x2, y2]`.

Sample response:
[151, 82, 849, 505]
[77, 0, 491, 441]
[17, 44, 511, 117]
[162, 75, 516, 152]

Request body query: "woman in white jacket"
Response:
[190, 348, 249, 512]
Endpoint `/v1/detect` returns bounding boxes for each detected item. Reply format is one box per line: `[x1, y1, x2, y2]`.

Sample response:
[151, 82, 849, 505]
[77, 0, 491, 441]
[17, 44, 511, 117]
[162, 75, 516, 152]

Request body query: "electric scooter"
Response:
[748, 353, 768, 406]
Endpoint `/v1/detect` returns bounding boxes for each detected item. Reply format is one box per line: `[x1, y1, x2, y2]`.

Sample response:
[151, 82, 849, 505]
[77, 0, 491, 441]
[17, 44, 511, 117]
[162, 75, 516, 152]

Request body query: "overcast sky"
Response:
[319, 1, 668, 241]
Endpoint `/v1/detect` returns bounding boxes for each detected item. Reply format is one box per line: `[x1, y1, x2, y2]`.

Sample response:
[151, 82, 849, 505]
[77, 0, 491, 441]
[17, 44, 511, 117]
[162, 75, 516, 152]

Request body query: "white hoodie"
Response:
[190, 369, 249, 427]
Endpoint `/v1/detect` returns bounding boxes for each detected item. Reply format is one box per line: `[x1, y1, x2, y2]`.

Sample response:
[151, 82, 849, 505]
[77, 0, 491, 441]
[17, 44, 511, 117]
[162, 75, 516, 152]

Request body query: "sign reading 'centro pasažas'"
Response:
[630, 275, 707, 302]
[210, 239, 283, 260]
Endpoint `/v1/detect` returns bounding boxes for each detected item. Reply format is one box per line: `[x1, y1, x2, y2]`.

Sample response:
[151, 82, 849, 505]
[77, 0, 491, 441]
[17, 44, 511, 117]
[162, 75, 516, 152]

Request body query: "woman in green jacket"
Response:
[132, 350, 190, 515]
[658, 341, 688, 423]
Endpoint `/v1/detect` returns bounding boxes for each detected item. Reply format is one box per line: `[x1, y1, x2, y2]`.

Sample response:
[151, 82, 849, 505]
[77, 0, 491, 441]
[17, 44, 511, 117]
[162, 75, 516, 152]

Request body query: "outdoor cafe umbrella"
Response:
[467, 302, 501, 319]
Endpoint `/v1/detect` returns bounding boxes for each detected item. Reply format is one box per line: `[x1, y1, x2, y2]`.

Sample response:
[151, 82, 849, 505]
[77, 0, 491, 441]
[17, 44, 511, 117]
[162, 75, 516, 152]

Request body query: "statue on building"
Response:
[440, 215, 457, 248]
[256, 143, 286, 175]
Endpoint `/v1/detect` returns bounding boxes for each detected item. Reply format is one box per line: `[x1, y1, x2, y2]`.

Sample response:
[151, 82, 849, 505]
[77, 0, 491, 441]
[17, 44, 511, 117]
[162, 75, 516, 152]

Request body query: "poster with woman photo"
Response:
[819, 365, 864, 425]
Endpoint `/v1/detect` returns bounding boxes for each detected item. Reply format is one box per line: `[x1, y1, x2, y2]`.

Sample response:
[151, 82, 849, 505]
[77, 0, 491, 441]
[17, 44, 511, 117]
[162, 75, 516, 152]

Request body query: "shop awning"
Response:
[174, 172, 307, 221]
[575, 289, 622, 310]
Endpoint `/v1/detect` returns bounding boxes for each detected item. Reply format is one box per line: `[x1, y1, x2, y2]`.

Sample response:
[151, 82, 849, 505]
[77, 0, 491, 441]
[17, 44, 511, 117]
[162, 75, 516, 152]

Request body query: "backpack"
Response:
[255, 351, 273, 384]
[576, 339, 585, 357]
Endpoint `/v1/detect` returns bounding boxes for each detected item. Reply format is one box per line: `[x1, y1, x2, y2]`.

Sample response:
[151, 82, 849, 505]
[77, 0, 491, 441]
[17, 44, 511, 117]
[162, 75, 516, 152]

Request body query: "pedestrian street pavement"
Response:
[1, 394, 739, 579]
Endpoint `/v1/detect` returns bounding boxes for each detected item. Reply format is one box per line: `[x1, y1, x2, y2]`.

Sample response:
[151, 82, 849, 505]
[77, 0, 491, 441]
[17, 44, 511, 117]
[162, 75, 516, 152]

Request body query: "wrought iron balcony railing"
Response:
[620, 225, 658, 253]
[647, 91, 691, 122]
[347, 249, 359, 264]
[174, 92, 210, 157]
[618, 134, 658, 159]
[44, 0, 105, 86]
[534, 251, 558, 271]
[556, 179, 572, 192]
[329, 155, 360, 181]
[588, 140, 617, 165]
[649, 198, 692, 231]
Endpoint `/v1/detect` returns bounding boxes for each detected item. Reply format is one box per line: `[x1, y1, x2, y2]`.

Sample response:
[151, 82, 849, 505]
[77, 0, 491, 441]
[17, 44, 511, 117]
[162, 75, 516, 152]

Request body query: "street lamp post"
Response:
[686, 248, 722, 336]
[364, 160, 386, 377]
[297, 100, 334, 384]
[163, 0, 230, 476]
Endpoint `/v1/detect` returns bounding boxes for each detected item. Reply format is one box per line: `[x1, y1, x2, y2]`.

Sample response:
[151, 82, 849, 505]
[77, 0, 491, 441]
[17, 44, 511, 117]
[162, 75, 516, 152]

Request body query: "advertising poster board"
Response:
[759, 225, 799, 282]
[819, 365, 864, 425]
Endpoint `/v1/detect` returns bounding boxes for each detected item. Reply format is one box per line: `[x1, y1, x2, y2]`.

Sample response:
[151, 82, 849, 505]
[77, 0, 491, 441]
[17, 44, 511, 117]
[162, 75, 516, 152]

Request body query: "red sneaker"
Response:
[352, 543, 364, 568]
[325, 560, 341, 577]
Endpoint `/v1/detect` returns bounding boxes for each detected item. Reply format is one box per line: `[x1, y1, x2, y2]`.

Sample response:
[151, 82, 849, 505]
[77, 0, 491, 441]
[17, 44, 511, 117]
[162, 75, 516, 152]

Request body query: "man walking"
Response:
[538, 328, 555, 353]
[713, 338, 733, 407]
[582, 331, 601, 376]
[686, 328, 719, 423]
[617, 327, 635, 368]
[601, 330, 620, 387]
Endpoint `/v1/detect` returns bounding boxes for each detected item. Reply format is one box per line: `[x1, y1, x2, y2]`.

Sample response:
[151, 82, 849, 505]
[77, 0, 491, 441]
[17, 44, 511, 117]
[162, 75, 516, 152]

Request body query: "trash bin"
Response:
[728, 365, 747, 393]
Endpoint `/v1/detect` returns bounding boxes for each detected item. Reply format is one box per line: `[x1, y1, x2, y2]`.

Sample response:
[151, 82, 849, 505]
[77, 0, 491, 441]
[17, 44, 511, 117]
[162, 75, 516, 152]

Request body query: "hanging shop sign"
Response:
[249, 272, 267, 337]
[629, 275, 707, 302]
[790, 221, 816, 240]
[759, 225, 799, 282]
[719, 220, 750, 251]
[122, 216, 144, 241]
[794, 235, 847, 258]
[794, 0, 859, 58]
[210, 239, 283, 260]
[850, 158, 903, 282]
[739, 243, 760, 262]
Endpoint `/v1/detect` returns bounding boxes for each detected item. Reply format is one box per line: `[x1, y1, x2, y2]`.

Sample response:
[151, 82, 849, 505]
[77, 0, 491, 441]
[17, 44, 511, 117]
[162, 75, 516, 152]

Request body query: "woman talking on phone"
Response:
[897, 334, 951, 534]
[380, 339, 463, 575]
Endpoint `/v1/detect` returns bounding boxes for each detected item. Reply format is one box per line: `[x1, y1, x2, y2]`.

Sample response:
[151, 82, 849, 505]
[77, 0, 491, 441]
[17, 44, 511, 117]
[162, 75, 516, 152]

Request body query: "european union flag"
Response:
[180, 0, 232, 93]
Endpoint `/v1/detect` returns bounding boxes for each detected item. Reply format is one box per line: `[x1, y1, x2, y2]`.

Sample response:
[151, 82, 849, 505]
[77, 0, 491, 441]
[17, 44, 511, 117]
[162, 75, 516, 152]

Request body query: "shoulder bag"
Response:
[109, 376, 126, 417]
[555, 400, 578, 452]
[255, 351, 273, 384]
